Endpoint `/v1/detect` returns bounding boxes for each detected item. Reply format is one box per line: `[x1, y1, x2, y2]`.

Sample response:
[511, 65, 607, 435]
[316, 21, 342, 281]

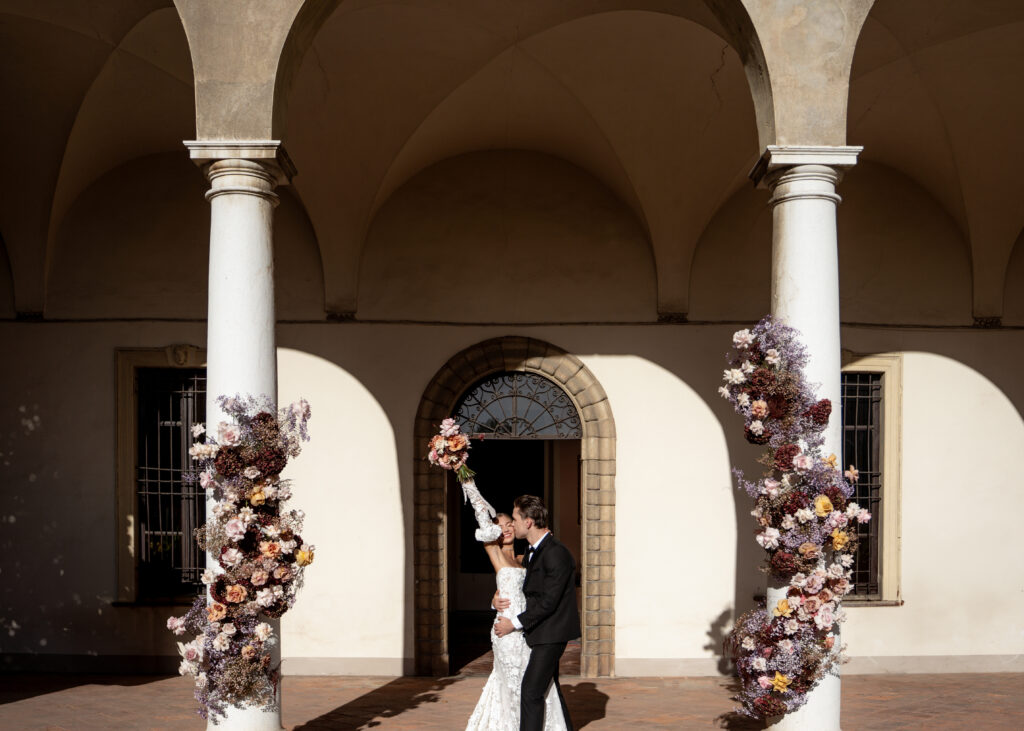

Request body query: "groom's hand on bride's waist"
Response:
[492, 590, 511, 611]
[493, 616, 518, 637]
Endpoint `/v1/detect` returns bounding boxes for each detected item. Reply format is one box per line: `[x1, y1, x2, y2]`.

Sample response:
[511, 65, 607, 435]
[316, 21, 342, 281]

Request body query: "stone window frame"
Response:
[414, 336, 615, 677]
[115, 345, 206, 604]
[841, 351, 903, 606]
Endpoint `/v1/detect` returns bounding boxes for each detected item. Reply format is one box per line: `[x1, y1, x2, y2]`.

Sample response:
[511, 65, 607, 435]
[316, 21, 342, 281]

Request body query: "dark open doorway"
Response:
[447, 437, 582, 675]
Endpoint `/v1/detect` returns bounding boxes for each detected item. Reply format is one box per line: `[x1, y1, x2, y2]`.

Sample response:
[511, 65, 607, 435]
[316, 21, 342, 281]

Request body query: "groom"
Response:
[493, 494, 580, 731]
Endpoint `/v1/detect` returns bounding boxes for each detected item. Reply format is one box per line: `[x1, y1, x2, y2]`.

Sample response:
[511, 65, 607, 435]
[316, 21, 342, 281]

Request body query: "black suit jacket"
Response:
[517, 533, 581, 647]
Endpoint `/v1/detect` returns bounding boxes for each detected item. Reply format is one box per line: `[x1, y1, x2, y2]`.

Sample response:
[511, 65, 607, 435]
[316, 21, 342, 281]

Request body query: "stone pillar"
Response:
[752, 145, 860, 731]
[186, 141, 294, 731]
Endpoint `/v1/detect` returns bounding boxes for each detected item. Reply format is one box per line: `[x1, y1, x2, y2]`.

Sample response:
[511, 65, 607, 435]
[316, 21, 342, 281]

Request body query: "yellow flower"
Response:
[814, 494, 833, 518]
[249, 490, 266, 506]
[823, 453, 838, 469]
[831, 529, 850, 550]
[771, 672, 792, 693]
[295, 548, 315, 567]
[772, 598, 793, 618]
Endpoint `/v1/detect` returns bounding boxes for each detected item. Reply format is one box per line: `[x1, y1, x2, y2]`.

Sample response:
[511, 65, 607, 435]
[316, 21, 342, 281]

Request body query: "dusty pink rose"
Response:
[199, 470, 215, 489]
[803, 596, 822, 614]
[217, 422, 241, 446]
[273, 565, 293, 582]
[757, 675, 774, 689]
[818, 588, 835, 603]
[814, 605, 836, 630]
[833, 579, 851, 596]
[793, 454, 814, 472]
[250, 569, 269, 587]
[750, 400, 769, 419]
[225, 518, 246, 541]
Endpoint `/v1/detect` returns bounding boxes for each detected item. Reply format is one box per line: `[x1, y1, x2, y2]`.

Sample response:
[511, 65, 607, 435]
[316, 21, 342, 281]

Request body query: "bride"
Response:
[466, 513, 569, 731]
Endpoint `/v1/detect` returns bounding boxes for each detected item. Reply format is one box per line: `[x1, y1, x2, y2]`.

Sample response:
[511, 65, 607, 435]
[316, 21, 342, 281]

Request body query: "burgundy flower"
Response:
[748, 367, 776, 396]
[767, 395, 790, 420]
[781, 491, 810, 515]
[823, 484, 847, 511]
[254, 447, 288, 476]
[805, 398, 832, 426]
[774, 444, 801, 472]
[214, 447, 245, 478]
[753, 695, 788, 717]
[769, 551, 800, 578]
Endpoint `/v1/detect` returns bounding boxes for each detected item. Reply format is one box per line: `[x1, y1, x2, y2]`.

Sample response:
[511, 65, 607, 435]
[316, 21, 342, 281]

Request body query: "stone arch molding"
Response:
[414, 336, 616, 677]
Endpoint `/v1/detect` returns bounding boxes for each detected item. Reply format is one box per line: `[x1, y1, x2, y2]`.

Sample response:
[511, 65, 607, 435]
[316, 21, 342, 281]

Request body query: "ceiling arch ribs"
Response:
[280, 3, 763, 318]
[0, 3, 169, 315]
[43, 8, 195, 309]
[848, 3, 1024, 321]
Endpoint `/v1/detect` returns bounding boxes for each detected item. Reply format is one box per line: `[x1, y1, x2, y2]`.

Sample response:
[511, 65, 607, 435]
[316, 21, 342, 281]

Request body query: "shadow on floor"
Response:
[292, 674, 608, 730]
[0, 674, 172, 705]
[293, 676, 464, 730]
[561, 680, 609, 729]
[714, 678, 765, 730]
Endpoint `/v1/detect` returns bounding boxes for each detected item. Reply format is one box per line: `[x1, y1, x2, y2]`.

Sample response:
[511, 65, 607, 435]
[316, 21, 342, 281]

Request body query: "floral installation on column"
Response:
[166, 395, 314, 723]
[428, 418, 502, 542]
[721, 316, 871, 719]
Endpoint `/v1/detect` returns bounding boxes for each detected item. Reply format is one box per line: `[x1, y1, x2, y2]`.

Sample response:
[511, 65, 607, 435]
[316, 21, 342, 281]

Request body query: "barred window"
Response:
[841, 372, 883, 598]
[135, 368, 207, 600]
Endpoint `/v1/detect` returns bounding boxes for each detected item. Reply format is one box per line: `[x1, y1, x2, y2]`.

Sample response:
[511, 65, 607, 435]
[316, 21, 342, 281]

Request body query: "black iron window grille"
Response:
[455, 371, 582, 439]
[136, 368, 206, 600]
[841, 372, 883, 598]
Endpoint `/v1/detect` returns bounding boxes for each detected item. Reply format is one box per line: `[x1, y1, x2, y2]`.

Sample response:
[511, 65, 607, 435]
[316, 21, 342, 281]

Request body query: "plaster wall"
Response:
[2, 321, 1022, 675]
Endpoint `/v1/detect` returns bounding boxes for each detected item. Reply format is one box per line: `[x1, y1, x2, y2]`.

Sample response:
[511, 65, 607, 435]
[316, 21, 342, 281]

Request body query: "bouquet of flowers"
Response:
[720, 317, 870, 719]
[426, 418, 500, 542]
[167, 395, 314, 722]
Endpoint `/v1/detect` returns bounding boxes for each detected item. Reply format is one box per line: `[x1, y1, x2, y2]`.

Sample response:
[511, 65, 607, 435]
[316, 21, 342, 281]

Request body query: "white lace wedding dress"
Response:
[466, 566, 569, 731]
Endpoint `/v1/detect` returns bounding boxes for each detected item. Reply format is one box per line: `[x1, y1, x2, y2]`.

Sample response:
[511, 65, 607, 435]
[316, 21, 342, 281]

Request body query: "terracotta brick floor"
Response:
[1, 670, 1021, 730]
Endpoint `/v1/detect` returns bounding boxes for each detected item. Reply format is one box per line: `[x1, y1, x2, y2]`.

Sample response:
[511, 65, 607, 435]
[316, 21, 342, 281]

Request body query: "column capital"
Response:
[749, 145, 862, 188]
[183, 140, 296, 186]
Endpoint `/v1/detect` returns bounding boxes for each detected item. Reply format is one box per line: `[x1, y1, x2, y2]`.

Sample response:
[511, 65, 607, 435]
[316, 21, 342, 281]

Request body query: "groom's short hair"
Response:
[514, 494, 548, 529]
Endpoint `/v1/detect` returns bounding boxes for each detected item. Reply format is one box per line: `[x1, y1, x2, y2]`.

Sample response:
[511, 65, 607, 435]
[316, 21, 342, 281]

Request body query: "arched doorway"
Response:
[448, 371, 583, 674]
[414, 337, 616, 677]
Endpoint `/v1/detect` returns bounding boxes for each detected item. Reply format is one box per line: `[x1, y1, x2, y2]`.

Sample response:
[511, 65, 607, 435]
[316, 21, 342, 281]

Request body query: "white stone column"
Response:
[752, 146, 860, 731]
[186, 141, 294, 731]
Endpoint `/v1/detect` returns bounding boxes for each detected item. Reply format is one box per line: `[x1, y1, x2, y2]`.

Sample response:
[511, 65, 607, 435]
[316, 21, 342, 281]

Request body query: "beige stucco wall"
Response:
[4, 321, 1020, 674]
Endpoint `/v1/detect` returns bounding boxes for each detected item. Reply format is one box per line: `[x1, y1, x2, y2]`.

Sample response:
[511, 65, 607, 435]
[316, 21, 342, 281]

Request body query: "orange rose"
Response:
[831, 529, 850, 550]
[814, 495, 834, 518]
[447, 434, 468, 451]
[224, 584, 248, 603]
[206, 602, 227, 622]
[798, 542, 820, 559]
[259, 541, 281, 558]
